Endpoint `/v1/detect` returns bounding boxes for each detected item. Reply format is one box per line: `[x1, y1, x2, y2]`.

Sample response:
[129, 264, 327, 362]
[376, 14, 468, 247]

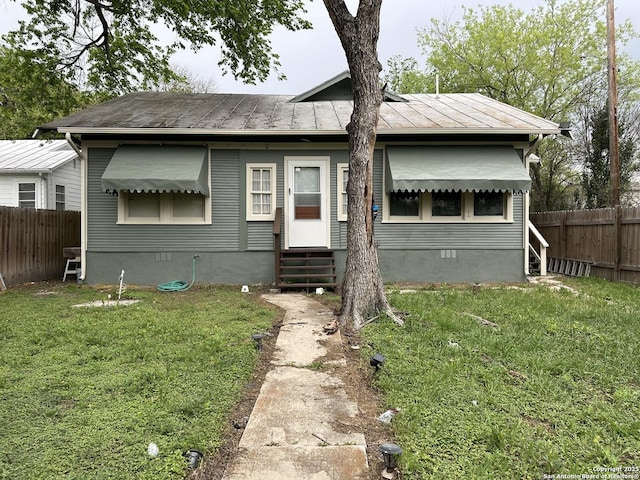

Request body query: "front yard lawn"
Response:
[3, 277, 638, 480]
[361, 277, 640, 479]
[0, 284, 275, 479]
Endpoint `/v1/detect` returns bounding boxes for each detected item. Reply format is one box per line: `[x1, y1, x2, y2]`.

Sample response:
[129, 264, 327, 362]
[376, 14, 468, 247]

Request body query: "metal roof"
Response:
[38, 92, 561, 136]
[0, 140, 78, 173]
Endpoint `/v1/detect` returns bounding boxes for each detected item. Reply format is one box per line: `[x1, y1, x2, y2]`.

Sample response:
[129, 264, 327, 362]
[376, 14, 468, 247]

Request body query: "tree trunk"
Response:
[323, 0, 401, 329]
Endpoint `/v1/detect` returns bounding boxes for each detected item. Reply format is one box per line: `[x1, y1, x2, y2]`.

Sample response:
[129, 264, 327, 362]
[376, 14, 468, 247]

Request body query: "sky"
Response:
[1, 0, 638, 95]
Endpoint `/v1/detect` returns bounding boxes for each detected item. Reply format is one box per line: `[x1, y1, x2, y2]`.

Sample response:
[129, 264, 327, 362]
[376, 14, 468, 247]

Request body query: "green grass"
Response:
[0, 285, 275, 479]
[361, 278, 640, 479]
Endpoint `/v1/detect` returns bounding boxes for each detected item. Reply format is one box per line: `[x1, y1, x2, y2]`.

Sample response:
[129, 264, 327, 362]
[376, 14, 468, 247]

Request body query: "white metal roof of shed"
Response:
[38, 92, 561, 137]
[0, 140, 78, 173]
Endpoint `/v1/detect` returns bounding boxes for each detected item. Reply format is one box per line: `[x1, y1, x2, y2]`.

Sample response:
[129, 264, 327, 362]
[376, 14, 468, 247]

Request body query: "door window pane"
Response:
[294, 166, 321, 219]
[294, 166, 320, 193]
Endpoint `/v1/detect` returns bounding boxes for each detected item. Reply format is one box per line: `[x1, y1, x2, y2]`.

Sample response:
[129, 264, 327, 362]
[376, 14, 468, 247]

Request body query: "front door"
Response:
[286, 157, 330, 248]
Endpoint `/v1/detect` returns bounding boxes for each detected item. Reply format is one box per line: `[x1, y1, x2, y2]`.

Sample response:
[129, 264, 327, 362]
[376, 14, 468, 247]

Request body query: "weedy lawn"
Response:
[0, 284, 276, 479]
[362, 277, 640, 479]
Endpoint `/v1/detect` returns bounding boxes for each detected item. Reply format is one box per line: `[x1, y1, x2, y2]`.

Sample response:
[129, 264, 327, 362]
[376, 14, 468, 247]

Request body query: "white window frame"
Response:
[117, 191, 211, 225]
[384, 190, 513, 223]
[337, 163, 349, 221]
[246, 163, 276, 221]
[18, 182, 37, 209]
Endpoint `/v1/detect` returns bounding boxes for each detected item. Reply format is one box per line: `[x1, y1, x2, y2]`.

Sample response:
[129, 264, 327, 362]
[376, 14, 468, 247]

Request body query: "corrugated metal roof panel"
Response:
[38, 92, 561, 135]
[0, 140, 78, 172]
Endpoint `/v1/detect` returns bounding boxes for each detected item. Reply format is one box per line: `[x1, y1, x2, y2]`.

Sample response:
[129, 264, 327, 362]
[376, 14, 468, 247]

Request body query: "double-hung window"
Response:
[18, 183, 36, 208]
[55, 185, 66, 210]
[246, 164, 276, 220]
[337, 163, 349, 221]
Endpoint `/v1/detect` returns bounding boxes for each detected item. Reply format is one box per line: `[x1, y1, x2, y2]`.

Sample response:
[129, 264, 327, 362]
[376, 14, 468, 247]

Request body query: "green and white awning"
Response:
[386, 146, 531, 193]
[101, 145, 209, 194]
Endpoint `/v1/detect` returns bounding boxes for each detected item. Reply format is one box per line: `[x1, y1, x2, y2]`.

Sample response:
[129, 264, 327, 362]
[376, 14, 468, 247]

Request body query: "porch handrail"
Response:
[273, 207, 282, 287]
[528, 222, 548, 276]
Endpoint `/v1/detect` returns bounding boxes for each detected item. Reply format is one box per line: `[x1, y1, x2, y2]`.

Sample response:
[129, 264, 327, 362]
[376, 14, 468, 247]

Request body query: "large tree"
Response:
[323, 0, 400, 328]
[5, 0, 397, 328]
[385, 0, 640, 211]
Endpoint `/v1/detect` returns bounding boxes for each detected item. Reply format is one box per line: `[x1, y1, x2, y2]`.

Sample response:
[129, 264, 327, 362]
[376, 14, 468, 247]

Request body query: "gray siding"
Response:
[373, 149, 524, 250]
[84, 144, 528, 285]
[211, 150, 240, 250]
[88, 148, 234, 252]
[375, 197, 524, 249]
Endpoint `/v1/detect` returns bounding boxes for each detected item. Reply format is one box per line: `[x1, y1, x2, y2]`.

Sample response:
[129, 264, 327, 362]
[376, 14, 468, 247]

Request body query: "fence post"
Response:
[560, 211, 567, 260]
[614, 205, 621, 282]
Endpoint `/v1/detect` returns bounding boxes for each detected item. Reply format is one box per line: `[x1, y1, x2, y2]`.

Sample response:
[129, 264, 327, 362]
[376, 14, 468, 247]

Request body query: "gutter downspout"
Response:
[526, 134, 543, 159]
[65, 132, 87, 282]
[524, 134, 543, 276]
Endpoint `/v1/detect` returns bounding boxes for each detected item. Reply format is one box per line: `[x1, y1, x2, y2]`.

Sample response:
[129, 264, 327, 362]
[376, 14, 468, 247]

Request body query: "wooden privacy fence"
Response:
[0, 207, 81, 287]
[530, 207, 640, 285]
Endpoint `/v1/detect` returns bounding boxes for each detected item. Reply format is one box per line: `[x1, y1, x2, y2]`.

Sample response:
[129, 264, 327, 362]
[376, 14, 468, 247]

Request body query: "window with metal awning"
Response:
[385, 145, 531, 194]
[101, 145, 211, 225]
[101, 145, 209, 195]
[384, 146, 530, 222]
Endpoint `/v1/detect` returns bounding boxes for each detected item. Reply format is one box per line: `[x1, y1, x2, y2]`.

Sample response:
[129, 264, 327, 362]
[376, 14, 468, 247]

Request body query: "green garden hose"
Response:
[157, 255, 198, 292]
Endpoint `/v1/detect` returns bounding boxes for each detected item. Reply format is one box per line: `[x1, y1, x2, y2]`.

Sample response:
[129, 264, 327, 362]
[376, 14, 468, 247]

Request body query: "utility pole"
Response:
[607, 0, 620, 207]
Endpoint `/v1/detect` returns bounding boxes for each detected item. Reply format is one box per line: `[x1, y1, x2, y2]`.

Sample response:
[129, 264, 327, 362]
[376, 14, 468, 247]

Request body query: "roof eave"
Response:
[52, 127, 561, 136]
[0, 168, 53, 174]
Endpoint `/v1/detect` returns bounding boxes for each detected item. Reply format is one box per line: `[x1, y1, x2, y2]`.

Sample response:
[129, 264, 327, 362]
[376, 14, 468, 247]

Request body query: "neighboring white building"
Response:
[0, 140, 80, 211]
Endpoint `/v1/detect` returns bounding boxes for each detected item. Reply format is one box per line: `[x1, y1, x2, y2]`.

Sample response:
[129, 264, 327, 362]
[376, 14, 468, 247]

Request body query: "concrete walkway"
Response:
[221, 293, 369, 480]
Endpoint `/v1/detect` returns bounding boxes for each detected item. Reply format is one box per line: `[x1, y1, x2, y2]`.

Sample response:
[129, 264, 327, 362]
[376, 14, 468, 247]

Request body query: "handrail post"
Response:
[273, 207, 282, 288]
[529, 222, 549, 276]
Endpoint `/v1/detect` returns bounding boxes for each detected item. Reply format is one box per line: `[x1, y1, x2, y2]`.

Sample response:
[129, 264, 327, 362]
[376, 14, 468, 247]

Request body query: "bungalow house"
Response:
[0, 139, 81, 210]
[37, 72, 561, 288]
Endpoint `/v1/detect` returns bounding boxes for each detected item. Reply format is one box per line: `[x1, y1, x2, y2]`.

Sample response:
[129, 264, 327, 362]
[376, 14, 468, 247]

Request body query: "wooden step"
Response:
[276, 248, 337, 291]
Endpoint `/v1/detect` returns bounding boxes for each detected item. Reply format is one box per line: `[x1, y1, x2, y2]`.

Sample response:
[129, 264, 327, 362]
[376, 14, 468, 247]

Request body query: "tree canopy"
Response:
[0, 46, 97, 138]
[3, 0, 311, 95]
[388, 0, 638, 121]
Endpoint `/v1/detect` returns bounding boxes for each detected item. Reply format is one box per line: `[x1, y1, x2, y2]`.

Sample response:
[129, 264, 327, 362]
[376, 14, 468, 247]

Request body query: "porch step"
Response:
[529, 254, 541, 274]
[277, 249, 337, 291]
